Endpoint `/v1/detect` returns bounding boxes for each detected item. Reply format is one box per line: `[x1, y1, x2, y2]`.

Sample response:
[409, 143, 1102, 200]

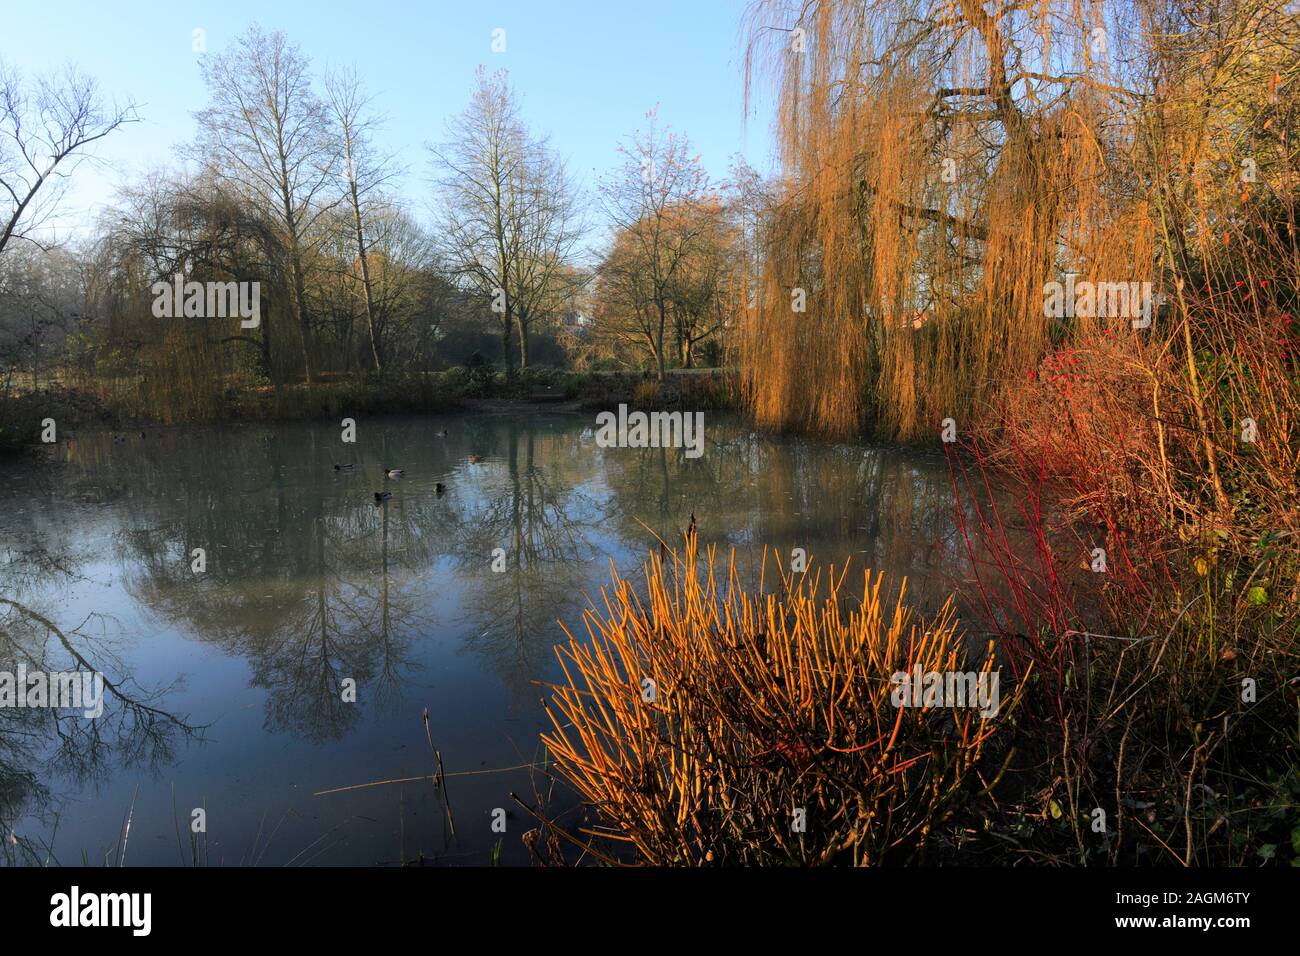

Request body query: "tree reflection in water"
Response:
[0, 414, 980, 864]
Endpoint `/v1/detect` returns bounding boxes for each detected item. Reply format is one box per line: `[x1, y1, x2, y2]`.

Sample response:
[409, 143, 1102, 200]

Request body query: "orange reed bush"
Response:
[541, 539, 1010, 865]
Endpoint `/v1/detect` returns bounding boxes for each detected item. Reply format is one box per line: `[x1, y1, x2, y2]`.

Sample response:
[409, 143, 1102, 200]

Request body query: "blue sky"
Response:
[4, 0, 777, 242]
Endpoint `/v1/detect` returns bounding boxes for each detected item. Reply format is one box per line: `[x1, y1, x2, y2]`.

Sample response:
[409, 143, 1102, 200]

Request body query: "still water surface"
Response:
[1, 413, 975, 865]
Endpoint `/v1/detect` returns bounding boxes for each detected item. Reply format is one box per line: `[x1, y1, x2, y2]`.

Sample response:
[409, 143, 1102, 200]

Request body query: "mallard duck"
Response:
[373, 491, 392, 503]
[334, 463, 355, 472]
[385, 468, 404, 479]
[436, 428, 448, 438]
[469, 454, 483, 464]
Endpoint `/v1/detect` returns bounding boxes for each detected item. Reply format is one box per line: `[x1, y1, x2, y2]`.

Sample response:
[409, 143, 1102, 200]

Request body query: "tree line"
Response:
[1, 24, 765, 423]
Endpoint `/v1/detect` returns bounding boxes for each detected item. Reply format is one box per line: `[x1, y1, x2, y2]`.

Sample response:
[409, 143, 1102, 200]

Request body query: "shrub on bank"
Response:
[948, 420, 1299, 864]
[0, 384, 117, 456]
[542, 540, 1006, 865]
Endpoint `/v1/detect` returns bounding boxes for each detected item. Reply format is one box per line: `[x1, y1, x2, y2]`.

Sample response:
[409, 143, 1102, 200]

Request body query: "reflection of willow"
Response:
[0, 595, 201, 864]
[599, 419, 966, 615]
[96, 429, 455, 741]
[452, 422, 599, 697]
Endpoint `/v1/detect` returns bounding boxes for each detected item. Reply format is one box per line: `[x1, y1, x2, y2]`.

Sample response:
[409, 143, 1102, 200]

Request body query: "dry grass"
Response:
[541, 537, 1008, 864]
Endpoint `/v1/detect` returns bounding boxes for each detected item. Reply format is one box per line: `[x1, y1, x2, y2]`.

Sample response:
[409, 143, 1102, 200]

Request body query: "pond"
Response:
[0, 412, 977, 866]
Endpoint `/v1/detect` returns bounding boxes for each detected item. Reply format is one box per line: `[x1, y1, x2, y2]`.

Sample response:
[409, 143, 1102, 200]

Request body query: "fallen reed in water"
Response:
[541, 539, 1010, 864]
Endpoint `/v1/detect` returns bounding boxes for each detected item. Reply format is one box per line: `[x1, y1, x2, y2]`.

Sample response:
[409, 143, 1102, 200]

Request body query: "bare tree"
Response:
[0, 244, 80, 392]
[325, 64, 400, 373]
[599, 109, 710, 380]
[364, 202, 436, 365]
[0, 60, 136, 258]
[505, 140, 582, 370]
[592, 224, 664, 369]
[430, 68, 578, 379]
[666, 198, 735, 367]
[192, 26, 340, 383]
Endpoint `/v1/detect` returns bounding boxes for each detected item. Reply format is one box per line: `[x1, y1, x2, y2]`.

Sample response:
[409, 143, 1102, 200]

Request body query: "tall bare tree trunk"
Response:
[656, 300, 667, 381]
[501, 315, 514, 379]
[517, 306, 530, 370]
[284, 216, 314, 384]
[349, 174, 381, 373]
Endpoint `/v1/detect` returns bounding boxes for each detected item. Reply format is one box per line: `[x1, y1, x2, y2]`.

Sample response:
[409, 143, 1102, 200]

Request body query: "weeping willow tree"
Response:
[740, 0, 1167, 438]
